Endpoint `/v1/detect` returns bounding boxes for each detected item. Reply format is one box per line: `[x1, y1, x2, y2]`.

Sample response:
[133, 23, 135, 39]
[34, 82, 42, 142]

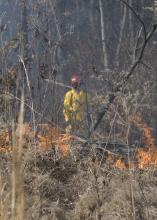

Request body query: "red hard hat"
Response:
[71, 74, 80, 84]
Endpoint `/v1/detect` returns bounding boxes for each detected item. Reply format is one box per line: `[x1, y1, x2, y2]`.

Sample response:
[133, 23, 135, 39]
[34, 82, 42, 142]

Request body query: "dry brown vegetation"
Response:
[0, 1, 157, 219]
[1, 145, 157, 220]
[0, 119, 157, 220]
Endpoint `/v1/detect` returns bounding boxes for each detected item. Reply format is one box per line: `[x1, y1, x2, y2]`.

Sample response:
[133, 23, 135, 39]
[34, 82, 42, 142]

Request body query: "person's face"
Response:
[72, 82, 80, 89]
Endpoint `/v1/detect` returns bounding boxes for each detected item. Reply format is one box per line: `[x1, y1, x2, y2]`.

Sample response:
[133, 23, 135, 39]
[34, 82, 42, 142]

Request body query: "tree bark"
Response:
[99, 0, 108, 69]
[115, 3, 127, 68]
[129, 0, 134, 48]
[21, 0, 28, 62]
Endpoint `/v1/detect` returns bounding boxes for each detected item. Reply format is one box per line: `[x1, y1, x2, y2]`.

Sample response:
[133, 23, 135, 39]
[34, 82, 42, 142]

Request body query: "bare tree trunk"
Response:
[19, 0, 29, 99]
[76, 0, 83, 73]
[99, 0, 108, 69]
[154, 0, 157, 23]
[21, 0, 28, 62]
[152, 1, 157, 141]
[49, 0, 62, 67]
[89, 0, 95, 32]
[129, 0, 134, 47]
[115, 4, 127, 68]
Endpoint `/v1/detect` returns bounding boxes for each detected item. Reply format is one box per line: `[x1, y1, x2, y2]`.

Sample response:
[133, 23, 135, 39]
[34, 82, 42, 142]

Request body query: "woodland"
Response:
[0, 0, 157, 220]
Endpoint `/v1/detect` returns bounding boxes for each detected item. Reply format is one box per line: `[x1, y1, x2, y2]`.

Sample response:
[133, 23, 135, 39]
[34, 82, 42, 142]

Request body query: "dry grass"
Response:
[1, 144, 157, 220]
[0, 107, 157, 219]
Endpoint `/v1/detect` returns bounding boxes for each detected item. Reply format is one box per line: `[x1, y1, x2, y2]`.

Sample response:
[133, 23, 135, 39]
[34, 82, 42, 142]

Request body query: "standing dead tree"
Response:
[115, 3, 127, 67]
[88, 0, 157, 138]
[20, 0, 28, 63]
[99, 0, 108, 68]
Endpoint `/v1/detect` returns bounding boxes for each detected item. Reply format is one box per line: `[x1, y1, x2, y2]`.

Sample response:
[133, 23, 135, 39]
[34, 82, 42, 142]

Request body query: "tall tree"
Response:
[99, 0, 108, 69]
[115, 3, 127, 68]
[20, 0, 28, 62]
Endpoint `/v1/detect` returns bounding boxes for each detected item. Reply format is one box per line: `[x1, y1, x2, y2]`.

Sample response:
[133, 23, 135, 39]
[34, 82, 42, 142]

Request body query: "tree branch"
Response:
[88, 1, 157, 137]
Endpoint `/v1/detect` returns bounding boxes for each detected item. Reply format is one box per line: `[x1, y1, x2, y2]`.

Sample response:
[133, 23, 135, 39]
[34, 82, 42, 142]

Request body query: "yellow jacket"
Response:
[63, 88, 87, 122]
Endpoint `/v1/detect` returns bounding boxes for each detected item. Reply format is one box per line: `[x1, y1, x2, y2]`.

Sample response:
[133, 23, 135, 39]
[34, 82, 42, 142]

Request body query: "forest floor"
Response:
[1, 137, 157, 220]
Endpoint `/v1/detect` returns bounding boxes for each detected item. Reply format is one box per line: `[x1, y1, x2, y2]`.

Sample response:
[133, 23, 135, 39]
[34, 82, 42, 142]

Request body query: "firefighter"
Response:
[63, 74, 88, 134]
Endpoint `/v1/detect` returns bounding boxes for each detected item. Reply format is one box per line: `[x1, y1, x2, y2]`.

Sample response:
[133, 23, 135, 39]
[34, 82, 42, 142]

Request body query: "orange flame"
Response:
[131, 114, 155, 148]
[1, 116, 157, 169]
[106, 114, 157, 170]
[0, 124, 73, 156]
[115, 158, 127, 169]
[136, 148, 157, 169]
[36, 124, 73, 156]
[131, 113, 157, 169]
